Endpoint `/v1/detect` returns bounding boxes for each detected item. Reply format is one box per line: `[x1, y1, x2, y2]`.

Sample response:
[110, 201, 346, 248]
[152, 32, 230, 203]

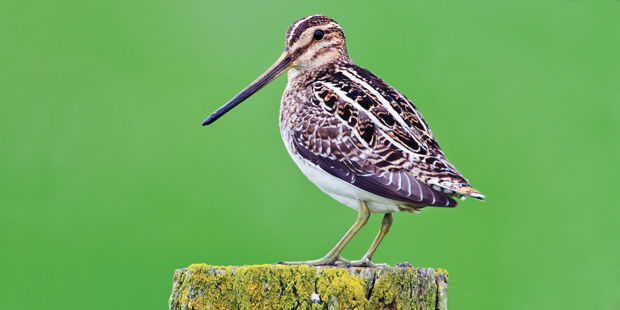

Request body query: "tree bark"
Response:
[169, 263, 449, 310]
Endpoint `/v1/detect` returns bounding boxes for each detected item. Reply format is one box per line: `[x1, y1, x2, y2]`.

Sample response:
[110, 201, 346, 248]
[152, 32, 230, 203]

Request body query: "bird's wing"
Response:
[291, 133, 455, 207]
[289, 75, 458, 207]
[309, 64, 482, 199]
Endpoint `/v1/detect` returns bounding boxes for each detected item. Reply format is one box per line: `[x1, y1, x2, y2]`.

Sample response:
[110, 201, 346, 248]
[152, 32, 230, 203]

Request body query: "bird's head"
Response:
[285, 15, 350, 72]
[202, 15, 349, 125]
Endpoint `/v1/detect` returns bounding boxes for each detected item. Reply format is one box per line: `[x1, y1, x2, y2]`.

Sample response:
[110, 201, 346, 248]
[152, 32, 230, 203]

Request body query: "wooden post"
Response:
[169, 263, 449, 310]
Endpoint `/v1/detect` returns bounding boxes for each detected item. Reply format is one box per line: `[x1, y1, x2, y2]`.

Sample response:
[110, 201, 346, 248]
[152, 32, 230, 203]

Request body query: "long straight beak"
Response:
[202, 50, 293, 126]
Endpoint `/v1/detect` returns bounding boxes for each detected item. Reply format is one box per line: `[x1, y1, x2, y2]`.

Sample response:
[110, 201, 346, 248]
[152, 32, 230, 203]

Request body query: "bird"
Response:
[202, 15, 484, 267]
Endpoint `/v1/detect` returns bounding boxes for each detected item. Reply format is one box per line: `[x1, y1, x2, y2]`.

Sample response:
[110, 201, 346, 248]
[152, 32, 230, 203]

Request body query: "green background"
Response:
[1, 1, 618, 309]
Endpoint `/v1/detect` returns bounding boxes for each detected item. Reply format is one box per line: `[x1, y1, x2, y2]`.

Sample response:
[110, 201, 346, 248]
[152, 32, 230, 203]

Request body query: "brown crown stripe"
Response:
[285, 16, 342, 47]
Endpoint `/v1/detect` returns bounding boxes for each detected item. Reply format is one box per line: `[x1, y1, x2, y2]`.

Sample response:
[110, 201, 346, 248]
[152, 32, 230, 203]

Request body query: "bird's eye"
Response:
[313, 30, 324, 40]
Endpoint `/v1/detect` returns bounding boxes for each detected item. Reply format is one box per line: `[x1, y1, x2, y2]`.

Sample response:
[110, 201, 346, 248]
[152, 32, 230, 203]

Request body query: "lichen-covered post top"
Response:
[169, 264, 449, 310]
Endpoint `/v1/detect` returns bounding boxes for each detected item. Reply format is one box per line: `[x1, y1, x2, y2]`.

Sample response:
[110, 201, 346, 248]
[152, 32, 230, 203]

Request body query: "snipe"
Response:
[203, 15, 483, 267]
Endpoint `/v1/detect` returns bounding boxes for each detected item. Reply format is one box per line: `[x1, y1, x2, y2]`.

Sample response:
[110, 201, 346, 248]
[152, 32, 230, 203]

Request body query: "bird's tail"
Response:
[455, 186, 485, 201]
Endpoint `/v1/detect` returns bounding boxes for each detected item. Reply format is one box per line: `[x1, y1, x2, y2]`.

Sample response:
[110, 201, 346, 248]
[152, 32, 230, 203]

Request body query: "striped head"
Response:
[202, 15, 349, 125]
[285, 15, 351, 71]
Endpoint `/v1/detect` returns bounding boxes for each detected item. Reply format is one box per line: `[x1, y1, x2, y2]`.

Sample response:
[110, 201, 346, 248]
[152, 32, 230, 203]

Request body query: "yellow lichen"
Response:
[316, 267, 369, 310]
[369, 268, 397, 309]
[397, 267, 419, 310]
[293, 265, 318, 310]
[436, 268, 449, 279]
[236, 264, 270, 309]
[186, 264, 237, 309]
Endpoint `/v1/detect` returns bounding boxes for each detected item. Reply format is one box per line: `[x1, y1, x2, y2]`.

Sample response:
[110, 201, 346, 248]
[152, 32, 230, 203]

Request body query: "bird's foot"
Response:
[348, 256, 390, 268]
[276, 255, 350, 266]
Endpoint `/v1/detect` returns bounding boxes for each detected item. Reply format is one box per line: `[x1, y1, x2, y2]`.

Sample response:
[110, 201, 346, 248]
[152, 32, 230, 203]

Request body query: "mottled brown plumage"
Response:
[203, 15, 483, 266]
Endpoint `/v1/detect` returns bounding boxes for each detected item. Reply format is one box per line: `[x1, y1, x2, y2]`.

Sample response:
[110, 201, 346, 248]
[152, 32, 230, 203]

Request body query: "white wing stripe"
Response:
[340, 71, 418, 139]
[321, 83, 419, 158]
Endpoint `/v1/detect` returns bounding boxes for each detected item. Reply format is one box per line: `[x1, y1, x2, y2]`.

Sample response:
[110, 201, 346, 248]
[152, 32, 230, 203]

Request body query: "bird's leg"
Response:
[349, 212, 393, 267]
[280, 200, 370, 266]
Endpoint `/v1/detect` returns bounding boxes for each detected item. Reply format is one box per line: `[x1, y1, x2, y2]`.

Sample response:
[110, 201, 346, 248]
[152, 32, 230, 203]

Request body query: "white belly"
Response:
[284, 142, 404, 214]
